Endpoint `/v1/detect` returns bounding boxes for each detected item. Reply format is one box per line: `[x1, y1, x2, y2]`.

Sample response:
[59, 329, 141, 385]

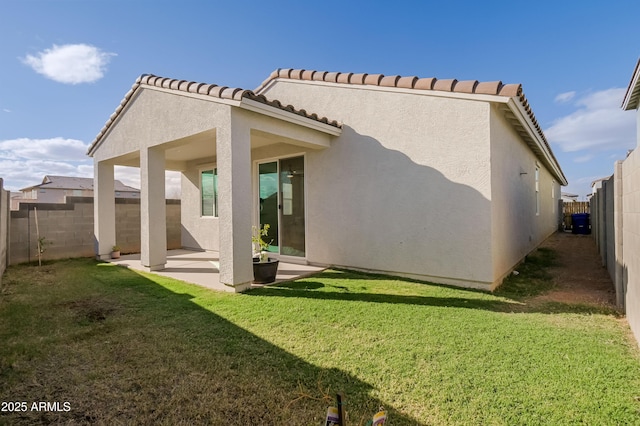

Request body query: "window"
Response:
[535, 166, 540, 216]
[201, 169, 218, 217]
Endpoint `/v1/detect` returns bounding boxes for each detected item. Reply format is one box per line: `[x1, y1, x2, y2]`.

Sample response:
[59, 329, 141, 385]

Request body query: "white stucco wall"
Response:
[489, 105, 561, 283]
[262, 80, 495, 287]
[622, 148, 640, 346]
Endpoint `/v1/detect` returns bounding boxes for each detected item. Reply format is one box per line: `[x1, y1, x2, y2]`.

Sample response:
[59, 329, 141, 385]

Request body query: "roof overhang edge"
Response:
[239, 98, 342, 136]
[507, 98, 568, 185]
[622, 58, 640, 111]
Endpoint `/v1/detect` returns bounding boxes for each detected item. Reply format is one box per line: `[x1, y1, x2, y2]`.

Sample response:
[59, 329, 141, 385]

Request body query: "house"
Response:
[11, 175, 139, 209]
[88, 69, 567, 292]
[591, 176, 610, 195]
[561, 192, 579, 202]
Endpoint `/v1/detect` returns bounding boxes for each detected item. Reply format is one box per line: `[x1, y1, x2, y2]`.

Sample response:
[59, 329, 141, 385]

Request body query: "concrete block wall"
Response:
[592, 175, 619, 299]
[9, 197, 181, 265]
[621, 150, 640, 346]
[594, 151, 640, 347]
[0, 178, 9, 288]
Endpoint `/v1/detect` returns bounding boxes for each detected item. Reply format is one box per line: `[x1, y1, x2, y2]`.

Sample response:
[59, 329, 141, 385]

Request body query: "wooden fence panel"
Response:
[562, 201, 590, 230]
[563, 201, 590, 214]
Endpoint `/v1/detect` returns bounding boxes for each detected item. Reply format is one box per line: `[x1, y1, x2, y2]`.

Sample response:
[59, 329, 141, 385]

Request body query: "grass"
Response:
[1, 254, 639, 425]
[495, 247, 557, 298]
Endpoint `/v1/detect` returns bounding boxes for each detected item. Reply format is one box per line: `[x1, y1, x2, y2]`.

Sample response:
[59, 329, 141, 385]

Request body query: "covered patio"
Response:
[109, 249, 324, 292]
[87, 74, 340, 292]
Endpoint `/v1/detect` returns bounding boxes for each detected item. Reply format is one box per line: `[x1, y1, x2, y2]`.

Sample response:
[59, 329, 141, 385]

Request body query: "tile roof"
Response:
[256, 68, 567, 185]
[88, 74, 340, 155]
[256, 68, 524, 97]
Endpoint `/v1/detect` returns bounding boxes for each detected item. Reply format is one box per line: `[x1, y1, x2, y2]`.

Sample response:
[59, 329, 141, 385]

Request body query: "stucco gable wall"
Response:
[263, 81, 494, 287]
[489, 104, 560, 283]
[92, 88, 231, 162]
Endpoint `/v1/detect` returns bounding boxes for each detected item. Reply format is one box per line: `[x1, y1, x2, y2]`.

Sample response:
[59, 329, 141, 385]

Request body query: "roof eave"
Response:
[507, 98, 568, 185]
[239, 98, 342, 136]
[622, 58, 640, 111]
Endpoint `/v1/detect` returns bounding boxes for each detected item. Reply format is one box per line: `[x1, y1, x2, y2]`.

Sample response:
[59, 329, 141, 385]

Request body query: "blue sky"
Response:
[0, 0, 638, 199]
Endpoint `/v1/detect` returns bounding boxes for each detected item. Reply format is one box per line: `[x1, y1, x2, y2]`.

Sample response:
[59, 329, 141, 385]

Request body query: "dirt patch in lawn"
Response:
[531, 232, 617, 309]
[63, 297, 119, 322]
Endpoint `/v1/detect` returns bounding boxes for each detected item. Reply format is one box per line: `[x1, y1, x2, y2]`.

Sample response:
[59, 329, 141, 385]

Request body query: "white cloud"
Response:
[0, 137, 91, 190]
[0, 138, 180, 196]
[0, 158, 91, 190]
[545, 88, 636, 152]
[573, 154, 593, 163]
[2, 109, 11, 113]
[0, 137, 89, 161]
[554, 91, 576, 103]
[22, 44, 116, 84]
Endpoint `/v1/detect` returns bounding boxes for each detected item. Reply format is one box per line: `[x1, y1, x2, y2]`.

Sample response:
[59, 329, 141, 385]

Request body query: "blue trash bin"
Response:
[571, 213, 590, 234]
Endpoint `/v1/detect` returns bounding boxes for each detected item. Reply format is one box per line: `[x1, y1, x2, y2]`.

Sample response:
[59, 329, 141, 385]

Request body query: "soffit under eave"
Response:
[499, 103, 568, 185]
[623, 66, 640, 111]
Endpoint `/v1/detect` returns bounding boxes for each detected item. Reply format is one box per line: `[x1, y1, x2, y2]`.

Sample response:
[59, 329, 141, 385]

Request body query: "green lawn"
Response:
[1, 253, 639, 425]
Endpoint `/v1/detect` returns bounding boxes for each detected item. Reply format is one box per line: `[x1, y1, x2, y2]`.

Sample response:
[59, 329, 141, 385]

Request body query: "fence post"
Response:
[0, 178, 9, 288]
[614, 161, 625, 310]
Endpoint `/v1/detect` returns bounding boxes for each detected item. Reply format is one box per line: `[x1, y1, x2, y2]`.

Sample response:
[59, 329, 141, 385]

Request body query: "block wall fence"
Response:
[8, 196, 181, 265]
[0, 179, 9, 288]
[592, 155, 640, 347]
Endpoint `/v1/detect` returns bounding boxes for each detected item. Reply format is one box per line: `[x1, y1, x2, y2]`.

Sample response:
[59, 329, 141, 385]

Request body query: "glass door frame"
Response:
[253, 153, 307, 264]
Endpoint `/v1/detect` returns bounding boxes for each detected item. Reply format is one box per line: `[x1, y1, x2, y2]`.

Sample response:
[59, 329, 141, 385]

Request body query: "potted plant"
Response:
[252, 224, 279, 284]
[111, 245, 121, 259]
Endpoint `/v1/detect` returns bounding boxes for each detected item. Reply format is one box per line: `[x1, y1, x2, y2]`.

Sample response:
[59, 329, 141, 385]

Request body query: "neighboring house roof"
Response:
[256, 68, 567, 185]
[590, 176, 611, 187]
[20, 175, 139, 192]
[561, 192, 580, 201]
[87, 74, 341, 156]
[622, 58, 640, 110]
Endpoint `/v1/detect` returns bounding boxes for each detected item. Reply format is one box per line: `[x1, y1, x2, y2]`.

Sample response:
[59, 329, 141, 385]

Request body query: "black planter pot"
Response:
[252, 258, 279, 284]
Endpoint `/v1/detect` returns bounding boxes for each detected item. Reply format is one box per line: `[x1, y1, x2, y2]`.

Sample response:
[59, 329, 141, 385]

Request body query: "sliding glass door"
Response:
[257, 156, 305, 257]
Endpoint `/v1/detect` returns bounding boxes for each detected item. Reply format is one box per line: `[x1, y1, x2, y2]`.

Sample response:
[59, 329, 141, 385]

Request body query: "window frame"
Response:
[200, 167, 218, 218]
[535, 165, 540, 216]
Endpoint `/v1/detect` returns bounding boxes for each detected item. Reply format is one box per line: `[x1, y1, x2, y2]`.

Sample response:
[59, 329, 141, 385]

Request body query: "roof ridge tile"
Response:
[380, 75, 401, 87]
[364, 74, 384, 85]
[350, 73, 367, 85]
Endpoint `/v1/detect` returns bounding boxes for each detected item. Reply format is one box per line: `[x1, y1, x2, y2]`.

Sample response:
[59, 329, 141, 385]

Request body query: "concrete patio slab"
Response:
[108, 249, 324, 292]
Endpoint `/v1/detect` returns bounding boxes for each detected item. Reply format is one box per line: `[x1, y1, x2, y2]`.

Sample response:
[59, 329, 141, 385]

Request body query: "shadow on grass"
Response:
[248, 254, 620, 316]
[0, 259, 421, 425]
[250, 279, 520, 312]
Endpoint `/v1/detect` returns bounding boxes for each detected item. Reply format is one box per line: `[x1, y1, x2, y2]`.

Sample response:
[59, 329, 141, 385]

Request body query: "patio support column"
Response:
[217, 110, 253, 291]
[94, 160, 116, 260]
[140, 146, 167, 271]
